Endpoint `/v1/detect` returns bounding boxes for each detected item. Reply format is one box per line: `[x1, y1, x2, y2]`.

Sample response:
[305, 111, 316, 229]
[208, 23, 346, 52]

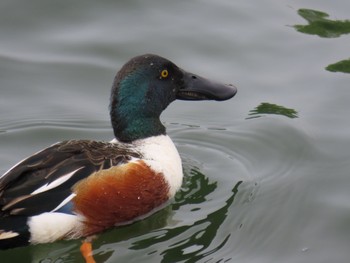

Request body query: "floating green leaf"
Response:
[294, 8, 350, 38]
[326, 58, 350, 73]
[248, 102, 298, 119]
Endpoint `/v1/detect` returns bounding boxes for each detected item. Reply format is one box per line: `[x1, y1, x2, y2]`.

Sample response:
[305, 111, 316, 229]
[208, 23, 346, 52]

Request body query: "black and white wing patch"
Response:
[0, 140, 141, 217]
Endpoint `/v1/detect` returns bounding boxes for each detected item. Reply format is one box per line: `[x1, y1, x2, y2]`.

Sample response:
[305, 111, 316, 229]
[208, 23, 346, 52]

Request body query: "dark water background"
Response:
[1, 0, 350, 262]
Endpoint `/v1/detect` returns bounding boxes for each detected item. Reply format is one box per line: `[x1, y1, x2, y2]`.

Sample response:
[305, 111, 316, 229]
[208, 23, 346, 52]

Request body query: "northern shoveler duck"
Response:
[0, 54, 237, 262]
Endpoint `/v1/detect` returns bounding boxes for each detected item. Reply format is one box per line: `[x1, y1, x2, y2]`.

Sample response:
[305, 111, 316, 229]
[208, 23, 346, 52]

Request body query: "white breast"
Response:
[112, 135, 183, 198]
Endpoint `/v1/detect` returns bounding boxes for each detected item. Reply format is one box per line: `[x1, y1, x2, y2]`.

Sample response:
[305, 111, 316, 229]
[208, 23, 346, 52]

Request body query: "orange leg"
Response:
[80, 241, 96, 263]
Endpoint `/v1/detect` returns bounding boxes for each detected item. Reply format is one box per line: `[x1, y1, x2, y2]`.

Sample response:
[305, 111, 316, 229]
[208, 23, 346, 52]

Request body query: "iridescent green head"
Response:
[110, 54, 237, 142]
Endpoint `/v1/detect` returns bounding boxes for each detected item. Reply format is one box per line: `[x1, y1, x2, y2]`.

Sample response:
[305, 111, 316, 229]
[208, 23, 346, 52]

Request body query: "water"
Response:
[1, 0, 350, 262]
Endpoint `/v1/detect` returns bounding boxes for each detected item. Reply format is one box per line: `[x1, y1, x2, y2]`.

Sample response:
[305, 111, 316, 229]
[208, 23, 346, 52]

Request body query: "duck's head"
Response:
[110, 54, 237, 142]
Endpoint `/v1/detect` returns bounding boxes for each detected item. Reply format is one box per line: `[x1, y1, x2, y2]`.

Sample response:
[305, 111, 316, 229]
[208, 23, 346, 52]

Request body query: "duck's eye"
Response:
[160, 69, 169, 79]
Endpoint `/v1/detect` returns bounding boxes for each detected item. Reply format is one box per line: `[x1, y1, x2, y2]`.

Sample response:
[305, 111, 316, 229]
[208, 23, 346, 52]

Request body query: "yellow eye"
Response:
[160, 69, 169, 79]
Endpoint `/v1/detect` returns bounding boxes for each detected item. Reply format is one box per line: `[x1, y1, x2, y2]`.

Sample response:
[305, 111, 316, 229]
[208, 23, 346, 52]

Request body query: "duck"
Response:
[0, 54, 237, 262]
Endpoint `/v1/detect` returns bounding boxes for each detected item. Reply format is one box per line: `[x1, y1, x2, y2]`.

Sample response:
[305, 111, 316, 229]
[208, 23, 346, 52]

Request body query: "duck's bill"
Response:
[176, 70, 237, 101]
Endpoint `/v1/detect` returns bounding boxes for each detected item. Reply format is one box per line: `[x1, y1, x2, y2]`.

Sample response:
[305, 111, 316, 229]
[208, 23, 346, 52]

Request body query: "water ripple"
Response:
[0, 118, 110, 133]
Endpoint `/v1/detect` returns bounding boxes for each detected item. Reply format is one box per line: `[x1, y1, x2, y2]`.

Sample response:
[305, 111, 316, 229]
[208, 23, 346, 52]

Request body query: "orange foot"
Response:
[80, 241, 96, 263]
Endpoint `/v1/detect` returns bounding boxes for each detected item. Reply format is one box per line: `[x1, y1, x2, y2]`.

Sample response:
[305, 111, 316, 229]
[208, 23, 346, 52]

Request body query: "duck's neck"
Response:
[110, 82, 166, 143]
[110, 113, 166, 143]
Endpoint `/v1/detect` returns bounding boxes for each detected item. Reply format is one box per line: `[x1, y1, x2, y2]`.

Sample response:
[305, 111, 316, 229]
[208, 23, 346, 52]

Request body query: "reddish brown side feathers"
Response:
[73, 160, 169, 235]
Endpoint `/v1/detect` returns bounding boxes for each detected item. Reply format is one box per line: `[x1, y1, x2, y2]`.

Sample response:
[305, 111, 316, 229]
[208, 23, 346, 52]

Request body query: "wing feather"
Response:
[0, 140, 141, 217]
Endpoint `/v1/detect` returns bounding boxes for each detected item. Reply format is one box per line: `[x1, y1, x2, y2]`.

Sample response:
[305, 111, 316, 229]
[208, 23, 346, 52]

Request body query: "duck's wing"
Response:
[0, 140, 141, 217]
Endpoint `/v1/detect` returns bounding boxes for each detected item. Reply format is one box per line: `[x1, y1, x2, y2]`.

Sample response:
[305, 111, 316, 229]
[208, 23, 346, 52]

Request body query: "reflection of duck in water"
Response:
[0, 54, 237, 261]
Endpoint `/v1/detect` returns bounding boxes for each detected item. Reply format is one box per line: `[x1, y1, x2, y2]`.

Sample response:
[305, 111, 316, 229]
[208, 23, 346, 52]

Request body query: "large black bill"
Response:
[176, 70, 237, 101]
